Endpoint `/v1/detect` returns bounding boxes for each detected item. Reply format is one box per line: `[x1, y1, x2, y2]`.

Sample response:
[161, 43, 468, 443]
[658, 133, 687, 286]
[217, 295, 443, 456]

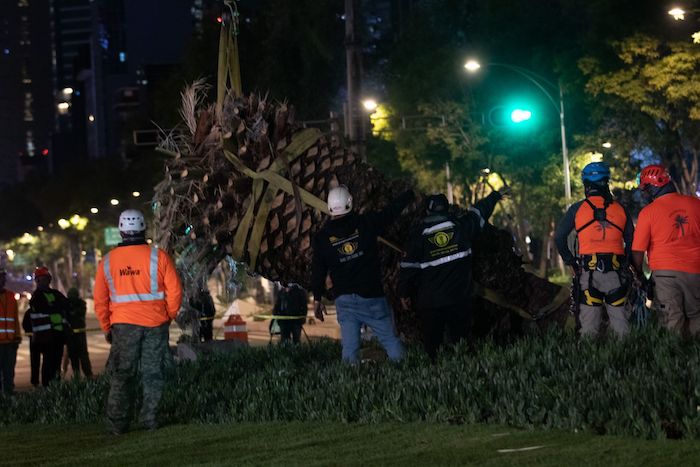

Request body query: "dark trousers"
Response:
[200, 319, 213, 342]
[36, 338, 65, 387]
[67, 333, 93, 377]
[0, 343, 18, 394]
[278, 319, 303, 344]
[29, 338, 40, 386]
[419, 304, 470, 360]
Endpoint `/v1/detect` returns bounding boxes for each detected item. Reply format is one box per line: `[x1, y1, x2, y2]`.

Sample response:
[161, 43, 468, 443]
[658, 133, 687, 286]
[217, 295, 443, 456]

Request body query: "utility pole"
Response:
[344, 0, 365, 160]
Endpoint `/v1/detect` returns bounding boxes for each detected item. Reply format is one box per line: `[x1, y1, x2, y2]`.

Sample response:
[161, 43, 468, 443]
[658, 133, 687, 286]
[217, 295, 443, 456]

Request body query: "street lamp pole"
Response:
[465, 61, 572, 204]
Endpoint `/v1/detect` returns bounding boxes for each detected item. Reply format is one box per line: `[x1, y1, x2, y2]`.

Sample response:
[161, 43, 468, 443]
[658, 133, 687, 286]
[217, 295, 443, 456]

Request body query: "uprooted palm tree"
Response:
[152, 7, 570, 341]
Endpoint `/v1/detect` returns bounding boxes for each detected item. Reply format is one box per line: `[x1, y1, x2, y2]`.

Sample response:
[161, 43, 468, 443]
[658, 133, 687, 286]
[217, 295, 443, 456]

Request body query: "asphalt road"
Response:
[13, 301, 340, 391]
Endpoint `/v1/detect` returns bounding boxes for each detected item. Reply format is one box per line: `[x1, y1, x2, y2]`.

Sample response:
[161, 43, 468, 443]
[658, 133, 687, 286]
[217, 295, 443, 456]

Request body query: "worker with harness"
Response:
[554, 162, 634, 337]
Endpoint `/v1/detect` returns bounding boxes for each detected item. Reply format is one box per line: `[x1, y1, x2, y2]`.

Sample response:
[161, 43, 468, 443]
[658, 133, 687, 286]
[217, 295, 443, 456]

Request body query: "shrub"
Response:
[2, 329, 699, 439]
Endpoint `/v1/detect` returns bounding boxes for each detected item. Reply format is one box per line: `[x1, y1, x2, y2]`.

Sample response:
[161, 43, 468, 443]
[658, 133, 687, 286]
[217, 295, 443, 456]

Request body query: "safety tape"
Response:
[25, 327, 103, 337]
[253, 314, 308, 320]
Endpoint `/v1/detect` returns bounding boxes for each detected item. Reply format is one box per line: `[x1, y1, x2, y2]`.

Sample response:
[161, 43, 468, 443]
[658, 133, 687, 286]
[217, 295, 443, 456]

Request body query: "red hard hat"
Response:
[639, 164, 671, 189]
[34, 266, 51, 278]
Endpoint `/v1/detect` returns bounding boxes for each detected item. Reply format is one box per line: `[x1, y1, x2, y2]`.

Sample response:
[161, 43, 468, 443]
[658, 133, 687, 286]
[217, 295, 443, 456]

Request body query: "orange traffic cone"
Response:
[224, 314, 248, 344]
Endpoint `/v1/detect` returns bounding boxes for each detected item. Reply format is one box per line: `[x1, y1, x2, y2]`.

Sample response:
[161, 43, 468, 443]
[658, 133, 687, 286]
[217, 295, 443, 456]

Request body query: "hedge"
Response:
[2, 328, 699, 439]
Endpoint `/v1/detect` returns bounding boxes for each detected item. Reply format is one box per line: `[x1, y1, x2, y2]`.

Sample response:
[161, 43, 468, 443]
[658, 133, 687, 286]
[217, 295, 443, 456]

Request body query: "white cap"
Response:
[118, 209, 146, 234]
[327, 186, 353, 216]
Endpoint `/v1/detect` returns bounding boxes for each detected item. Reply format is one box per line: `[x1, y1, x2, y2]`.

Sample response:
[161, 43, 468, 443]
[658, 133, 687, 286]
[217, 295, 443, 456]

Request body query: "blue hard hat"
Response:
[581, 162, 610, 184]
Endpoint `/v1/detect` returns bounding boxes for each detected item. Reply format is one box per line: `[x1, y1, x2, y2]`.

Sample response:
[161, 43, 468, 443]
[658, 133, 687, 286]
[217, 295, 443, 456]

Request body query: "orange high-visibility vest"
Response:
[94, 244, 183, 331]
[0, 290, 20, 343]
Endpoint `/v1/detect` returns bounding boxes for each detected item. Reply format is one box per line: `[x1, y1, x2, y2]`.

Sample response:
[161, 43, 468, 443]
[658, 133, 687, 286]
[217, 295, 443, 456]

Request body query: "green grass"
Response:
[2, 422, 700, 466]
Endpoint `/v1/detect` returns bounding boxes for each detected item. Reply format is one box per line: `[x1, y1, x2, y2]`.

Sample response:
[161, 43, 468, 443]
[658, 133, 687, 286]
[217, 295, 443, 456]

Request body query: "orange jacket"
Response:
[0, 289, 21, 344]
[94, 244, 183, 332]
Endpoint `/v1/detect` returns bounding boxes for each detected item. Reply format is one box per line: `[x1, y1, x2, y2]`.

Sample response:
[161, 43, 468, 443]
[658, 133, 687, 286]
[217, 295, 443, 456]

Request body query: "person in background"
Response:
[273, 283, 308, 344]
[65, 288, 93, 378]
[632, 164, 700, 336]
[189, 286, 215, 342]
[22, 267, 70, 386]
[94, 209, 182, 435]
[0, 269, 21, 394]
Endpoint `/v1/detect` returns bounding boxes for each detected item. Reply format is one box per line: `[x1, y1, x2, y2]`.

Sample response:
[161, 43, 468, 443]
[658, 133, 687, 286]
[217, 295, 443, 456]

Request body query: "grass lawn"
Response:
[3, 422, 700, 466]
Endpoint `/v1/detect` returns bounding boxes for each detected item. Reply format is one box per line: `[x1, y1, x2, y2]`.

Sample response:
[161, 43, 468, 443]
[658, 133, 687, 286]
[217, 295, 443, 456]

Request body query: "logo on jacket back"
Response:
[428, 231, 453, 248]
[119, 266, 141, 277]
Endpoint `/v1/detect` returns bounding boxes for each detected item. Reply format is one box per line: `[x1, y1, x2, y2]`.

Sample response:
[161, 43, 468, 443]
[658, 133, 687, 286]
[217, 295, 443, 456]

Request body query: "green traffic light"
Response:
[510, 108, 532, 123]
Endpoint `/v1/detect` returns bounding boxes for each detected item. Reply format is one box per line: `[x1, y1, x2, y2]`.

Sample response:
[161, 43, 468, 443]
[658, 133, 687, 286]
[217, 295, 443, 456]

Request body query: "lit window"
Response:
[118, 51, 126, 62]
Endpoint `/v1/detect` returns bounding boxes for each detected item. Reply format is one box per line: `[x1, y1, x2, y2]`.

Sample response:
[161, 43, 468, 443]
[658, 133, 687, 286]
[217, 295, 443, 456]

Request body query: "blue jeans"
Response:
[335, 294, 404, 363]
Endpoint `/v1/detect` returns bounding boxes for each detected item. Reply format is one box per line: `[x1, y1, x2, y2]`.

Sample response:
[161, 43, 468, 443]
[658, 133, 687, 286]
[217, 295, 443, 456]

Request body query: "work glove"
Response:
[314, 301, 327, 322]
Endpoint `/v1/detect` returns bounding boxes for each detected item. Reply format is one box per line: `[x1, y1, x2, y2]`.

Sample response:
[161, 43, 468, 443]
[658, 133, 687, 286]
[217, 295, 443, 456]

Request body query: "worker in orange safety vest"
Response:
[0, 269, 21, 394]
[94, 209, 182, 435]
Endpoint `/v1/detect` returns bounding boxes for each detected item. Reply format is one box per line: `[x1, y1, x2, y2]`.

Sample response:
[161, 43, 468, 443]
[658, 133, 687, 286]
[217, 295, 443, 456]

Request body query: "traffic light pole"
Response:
[488, 63, 572, 206]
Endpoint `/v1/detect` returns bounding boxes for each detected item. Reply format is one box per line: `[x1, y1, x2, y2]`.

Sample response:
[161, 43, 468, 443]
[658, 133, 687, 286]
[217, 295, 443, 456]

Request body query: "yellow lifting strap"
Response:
[217, 0, 243, 115]
[225, 128, 325, 267]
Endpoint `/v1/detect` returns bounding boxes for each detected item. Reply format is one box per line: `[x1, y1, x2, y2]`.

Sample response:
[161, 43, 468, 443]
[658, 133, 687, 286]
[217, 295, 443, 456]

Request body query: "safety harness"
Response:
[575, 198, 624, 235]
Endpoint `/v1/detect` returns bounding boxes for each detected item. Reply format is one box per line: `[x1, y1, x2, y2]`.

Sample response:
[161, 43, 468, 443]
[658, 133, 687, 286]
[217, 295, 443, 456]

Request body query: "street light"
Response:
[132, 191, 141, 198]
[362, 99, 378, 112]
[669, 7, 686, 20]
[90, 207, 99, 214]
[110, 198, 119, 206]
[602, 141, 612, 149]
[465, 60, 572, 204]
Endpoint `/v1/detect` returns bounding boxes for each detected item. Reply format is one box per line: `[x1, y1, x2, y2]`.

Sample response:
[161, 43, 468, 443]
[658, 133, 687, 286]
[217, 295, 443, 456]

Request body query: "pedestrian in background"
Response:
[22, 267, 70, 387]
[65, 288, 93, 378]
[0, 269, 21, 394]
[189, 286, 215, 342]
[273, 283, 308, 344]
[94, 209, 182, 435]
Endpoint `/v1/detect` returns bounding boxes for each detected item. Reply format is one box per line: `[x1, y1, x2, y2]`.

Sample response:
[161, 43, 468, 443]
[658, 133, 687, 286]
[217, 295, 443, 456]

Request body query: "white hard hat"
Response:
[327, 186, 352, 216]
[118, 209, 146, 233]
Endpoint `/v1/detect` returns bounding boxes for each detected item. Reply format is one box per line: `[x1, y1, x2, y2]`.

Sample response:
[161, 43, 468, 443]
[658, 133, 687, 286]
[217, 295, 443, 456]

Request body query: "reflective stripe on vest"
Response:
[399, 249, 472, 269]
[0, 317, 15, 321]
[32, 324, 51, 332]
[104, 247, 165, 303]
[422, 221, 456, 235]
[0, 329, 15, 333]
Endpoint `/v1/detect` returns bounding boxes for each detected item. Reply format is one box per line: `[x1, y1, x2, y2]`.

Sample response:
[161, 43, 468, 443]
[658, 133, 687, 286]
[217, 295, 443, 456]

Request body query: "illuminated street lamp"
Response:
[463, 59, 481, 72]
[110, 198, 119, 206]
[90, 207, 99, 214]
[362, 99, 378, 112]
[602, 141, 612, 149]
[57, 218, 71, 229]
[132, 191, 141, 198]
[465, 59, 572, 204]
[669, 7, 686, 20]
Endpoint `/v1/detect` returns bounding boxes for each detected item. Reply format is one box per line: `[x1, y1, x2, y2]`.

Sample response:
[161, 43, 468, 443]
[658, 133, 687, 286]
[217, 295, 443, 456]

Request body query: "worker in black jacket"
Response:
[273, 283, 308, 344]
[312, 185, 414, 363]
[398, 189, 507, 360]
[21, 267, 70, 386]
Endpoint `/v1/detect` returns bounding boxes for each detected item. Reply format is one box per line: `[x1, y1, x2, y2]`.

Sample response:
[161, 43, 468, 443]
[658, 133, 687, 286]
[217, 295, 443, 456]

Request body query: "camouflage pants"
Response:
[106, 323, 169, 433]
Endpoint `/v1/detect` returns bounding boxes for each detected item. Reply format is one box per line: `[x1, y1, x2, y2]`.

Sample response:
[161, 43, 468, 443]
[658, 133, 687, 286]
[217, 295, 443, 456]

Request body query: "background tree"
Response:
[581, 35, 700, 194]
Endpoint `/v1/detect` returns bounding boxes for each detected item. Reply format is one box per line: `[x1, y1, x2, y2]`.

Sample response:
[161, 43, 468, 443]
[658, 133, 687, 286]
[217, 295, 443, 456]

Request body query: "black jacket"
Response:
[274, 285, 308, 319]
[398, 191, 501, 309]
[311, 190, 414, 301]
[22, 288, 69, 344]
